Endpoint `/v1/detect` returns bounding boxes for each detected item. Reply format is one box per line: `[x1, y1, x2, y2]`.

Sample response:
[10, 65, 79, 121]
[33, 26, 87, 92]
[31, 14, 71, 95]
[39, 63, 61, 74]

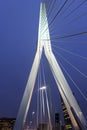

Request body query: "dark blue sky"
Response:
[0, 0, 40, 117]
[0, 0, 87, 123]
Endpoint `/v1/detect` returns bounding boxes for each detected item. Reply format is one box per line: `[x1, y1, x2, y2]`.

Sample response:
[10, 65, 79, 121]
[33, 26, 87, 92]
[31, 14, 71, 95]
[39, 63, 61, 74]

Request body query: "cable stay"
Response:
[51, 31, 87, 39]
[52, 44, 87, 61]
[61, 0, 75, 16]
[51, 39, 78, 43]
[42, 87, 45, 116]
[41, 61, 46, 85]
[43, 0, 52, 15]
[47, 0, 57, 18]
[68, 12, 87, 24]
[45, 0, 52, 15]
[37, 63, 42, 126]
[48, 0, 68, 27]
[47, 31, 87, 40]
[37, 73, 39, 126]
[41, 0, 69, 37]
[37, 62, 45, 124]
[42, 32, 87, 42]
[58, 60, 87, 101]
[40, 0, 55, 36]
[45, 89, 52, 130]
[36, 57, 52, 130]
[38, 62, 43, 124]
[53, 50, 87, 79]
[42, 39, 75, 43]
[42, 62, 53, 130]
[64, 0, 87, 19]
[42, 58, 53, 118]
[40, 88, 42, 123]
[49, 25, 87, 39]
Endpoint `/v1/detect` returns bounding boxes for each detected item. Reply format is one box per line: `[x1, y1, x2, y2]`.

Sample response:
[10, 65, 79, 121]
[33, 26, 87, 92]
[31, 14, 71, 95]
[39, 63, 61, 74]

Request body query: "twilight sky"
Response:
[0, 0, 87, 123]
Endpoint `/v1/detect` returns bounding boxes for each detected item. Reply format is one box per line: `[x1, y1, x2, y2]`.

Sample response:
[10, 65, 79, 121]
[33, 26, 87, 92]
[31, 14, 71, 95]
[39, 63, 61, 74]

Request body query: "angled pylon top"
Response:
[37, 2, 51, 52]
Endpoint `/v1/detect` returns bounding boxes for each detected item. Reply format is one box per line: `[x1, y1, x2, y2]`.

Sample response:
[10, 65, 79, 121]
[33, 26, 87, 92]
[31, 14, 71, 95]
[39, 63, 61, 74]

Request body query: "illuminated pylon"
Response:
[13, 2, 87, 130]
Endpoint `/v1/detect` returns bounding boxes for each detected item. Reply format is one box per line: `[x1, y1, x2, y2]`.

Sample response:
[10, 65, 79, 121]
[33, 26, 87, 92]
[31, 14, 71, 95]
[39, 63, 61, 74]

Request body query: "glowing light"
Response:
[40, 86, 46, 90]
[32, 112, 35, 115]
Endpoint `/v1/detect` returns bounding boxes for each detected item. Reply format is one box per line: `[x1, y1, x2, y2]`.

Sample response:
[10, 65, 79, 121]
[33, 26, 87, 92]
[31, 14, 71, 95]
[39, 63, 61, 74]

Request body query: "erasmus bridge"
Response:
[13, 1, 87, 130]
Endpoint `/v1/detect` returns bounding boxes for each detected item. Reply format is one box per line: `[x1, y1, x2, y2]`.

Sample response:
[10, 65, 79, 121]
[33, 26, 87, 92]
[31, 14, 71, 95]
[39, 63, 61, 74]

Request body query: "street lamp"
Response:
[39, 86, 46, 123]
[39, 86, 46, 90]
[32, 111, 35, 115]
[39, 85, 52, 130]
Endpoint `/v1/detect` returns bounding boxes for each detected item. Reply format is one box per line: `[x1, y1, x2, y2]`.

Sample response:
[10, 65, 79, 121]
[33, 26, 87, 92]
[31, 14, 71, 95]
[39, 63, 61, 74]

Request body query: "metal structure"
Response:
[13, 2, 87, 130]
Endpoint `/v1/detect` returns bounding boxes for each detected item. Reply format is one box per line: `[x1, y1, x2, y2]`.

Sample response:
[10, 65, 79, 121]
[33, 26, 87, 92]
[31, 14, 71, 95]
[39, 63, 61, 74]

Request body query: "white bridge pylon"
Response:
[13, 2, 87, 130]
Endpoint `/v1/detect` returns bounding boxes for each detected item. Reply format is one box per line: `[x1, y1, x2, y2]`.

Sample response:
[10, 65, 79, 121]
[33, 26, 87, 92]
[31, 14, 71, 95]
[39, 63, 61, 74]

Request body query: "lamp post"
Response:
[40, 86, 46, 122]
[39, 86, 52, 130]
[32, 111, 35, 130]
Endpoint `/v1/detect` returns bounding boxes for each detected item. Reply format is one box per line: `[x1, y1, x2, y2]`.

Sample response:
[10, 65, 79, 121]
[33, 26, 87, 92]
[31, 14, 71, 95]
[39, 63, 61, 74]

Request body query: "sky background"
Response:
[0, 0, 87, 125]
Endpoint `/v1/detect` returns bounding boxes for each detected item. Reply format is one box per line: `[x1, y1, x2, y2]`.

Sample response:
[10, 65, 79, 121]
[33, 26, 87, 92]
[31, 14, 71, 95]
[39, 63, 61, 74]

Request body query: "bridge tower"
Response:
[13, 2, 87, 130]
